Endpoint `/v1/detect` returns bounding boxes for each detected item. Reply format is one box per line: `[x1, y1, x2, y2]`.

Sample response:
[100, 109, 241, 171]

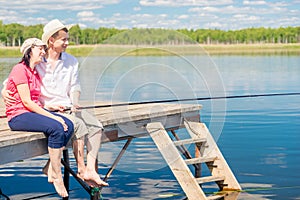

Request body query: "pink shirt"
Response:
[5, 62, 43, 121]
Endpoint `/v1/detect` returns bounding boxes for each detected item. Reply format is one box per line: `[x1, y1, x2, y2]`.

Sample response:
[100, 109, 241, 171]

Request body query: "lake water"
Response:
[0, 53, 299, 200]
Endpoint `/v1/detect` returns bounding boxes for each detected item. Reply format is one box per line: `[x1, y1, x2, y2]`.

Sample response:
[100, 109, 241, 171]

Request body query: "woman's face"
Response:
[31, 45, 46, 64]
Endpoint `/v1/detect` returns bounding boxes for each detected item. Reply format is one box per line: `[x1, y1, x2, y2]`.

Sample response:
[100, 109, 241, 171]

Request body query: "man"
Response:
[2, 19, 108, 187]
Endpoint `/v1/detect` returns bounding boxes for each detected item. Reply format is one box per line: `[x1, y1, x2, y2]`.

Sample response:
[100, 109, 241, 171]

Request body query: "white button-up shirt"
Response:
[36, 52, 81, 107]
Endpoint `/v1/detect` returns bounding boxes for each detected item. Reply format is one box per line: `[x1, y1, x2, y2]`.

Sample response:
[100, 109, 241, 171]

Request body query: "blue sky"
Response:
[0, 0, 299, 30]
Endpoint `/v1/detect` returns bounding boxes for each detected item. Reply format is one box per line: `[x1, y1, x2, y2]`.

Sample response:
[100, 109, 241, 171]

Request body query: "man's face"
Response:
[51, 30, 69, 53]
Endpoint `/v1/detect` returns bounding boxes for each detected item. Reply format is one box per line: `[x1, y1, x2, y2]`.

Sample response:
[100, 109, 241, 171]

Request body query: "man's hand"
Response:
[1, 89, 15, 106]
[71, 104, 80, 112]
[45, 105, 66, 112]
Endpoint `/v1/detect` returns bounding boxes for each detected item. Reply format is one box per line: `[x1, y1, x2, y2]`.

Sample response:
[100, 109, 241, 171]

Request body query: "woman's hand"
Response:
[53, 116, 68, 131]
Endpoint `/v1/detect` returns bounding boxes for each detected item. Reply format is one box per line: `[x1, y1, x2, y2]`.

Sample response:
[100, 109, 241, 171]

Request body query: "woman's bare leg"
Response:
[48, 147, 68, 197]
[42, 159, 53, 183]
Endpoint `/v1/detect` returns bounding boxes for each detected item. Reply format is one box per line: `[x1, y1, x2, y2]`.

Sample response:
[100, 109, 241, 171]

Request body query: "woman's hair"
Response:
[20, 47, 32, 67]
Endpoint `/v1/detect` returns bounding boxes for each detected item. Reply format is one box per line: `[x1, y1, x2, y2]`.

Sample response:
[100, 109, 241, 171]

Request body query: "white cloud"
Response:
[203, 6, 220, 12]
[77, 11, 95, 18]
[118, 13, 180, 29]
[189, 4, 291, 17]
[0, 0, 299, 30]
[247, 15, 260, 21]
[133, 6, 141, 11]
[0, 0, 118, 10]
[233, 14, 247, 19]
[159, 14, 168, 18]
[113, 13, 121, 17]
[208, 22, 223, 28]
[178, 15, 189, 19]
[139, 0, 233, 7]
[243, 0, 267, 5]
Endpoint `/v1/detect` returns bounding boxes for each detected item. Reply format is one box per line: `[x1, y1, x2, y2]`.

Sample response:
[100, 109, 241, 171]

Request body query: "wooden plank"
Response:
[93, 103, 202, 126]
[206, 194, 226, 200]
[146, 122, 207, 200]
[0, 102, 202, 166]
[173, 137, 207, 146]
[196, 175, 225, 184]
[0, 139, 48, 165]
[0, 130, 45, 147]
[184, 156, 217, 165]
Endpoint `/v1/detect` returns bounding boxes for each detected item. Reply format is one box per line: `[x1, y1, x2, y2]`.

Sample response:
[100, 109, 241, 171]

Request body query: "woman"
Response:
[5, 38, 73, 198]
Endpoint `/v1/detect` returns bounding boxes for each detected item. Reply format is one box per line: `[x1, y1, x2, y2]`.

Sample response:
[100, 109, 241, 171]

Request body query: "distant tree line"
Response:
[0, 20, 299, 46]
[178, 27, 300, 44]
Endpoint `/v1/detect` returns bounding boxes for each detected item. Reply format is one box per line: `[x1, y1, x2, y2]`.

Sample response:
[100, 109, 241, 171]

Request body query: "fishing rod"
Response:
[0, 92, 300, 118]
[66, 91, 300, 110]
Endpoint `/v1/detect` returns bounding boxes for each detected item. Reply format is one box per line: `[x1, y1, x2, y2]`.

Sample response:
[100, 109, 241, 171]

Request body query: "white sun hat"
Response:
[20, 38, 46, 55]
[41, 19, 73, 43]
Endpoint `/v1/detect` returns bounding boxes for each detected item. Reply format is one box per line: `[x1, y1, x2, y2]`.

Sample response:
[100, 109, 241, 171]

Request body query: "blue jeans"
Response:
[8, 112, 74, 148]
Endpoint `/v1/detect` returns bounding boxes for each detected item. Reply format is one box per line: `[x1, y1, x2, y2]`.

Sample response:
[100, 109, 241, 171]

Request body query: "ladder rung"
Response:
[196, 176, 225, 184]
[173, 137, 206, 146]
[206, 194, 226, 200]
[184, 156, 217, 165]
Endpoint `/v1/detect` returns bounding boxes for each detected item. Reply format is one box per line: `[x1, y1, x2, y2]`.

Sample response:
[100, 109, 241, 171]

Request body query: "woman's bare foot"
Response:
[42, 159, 53, 183]
[42, 159, 50, 175]
[53, 177, 68, 197]
[83, 170, 108, 187]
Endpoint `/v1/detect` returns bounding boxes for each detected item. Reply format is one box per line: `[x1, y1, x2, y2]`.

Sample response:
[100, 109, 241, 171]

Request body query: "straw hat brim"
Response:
[42, 24, 73, 44]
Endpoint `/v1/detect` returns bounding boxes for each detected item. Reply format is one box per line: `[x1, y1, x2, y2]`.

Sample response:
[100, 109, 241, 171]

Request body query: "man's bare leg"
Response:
[72, 138, 86, 178]
[83, 130, 108, 186]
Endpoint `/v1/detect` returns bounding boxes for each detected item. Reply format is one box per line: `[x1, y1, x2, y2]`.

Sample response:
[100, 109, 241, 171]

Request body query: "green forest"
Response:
[0, 20, 300, 46]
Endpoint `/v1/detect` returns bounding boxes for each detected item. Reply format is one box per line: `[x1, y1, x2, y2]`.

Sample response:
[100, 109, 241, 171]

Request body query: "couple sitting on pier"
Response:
[2, 19, 108, 197]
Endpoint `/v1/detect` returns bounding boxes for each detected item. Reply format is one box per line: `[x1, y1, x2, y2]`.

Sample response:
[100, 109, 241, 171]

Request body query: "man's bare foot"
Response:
[77, 172, 99, 187]
[53, 177, 68, 197]
[42, 159, 53, 183]
[83, 170, 108, 187]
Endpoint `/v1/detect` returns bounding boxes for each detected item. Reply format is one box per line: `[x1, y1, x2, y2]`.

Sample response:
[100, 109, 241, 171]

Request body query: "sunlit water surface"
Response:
[0, 55, 299, 199]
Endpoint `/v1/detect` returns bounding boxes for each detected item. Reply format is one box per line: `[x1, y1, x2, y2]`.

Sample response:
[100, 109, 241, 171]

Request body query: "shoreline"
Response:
[1, 43, 300, 57]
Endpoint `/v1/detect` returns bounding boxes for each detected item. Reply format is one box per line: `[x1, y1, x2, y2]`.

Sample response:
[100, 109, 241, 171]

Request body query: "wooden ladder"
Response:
[146, 120, 241, 200]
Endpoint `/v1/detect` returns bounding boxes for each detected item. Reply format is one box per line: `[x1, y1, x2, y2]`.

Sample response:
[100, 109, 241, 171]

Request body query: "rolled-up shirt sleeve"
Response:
[70, 62, 81, 94]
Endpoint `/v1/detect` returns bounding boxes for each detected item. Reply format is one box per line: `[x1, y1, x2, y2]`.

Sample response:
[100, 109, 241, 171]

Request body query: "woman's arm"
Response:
[17, 83, 68, 131]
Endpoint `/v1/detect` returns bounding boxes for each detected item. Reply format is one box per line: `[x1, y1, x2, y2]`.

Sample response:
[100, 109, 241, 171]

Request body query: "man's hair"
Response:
[51, 28, 69, 39]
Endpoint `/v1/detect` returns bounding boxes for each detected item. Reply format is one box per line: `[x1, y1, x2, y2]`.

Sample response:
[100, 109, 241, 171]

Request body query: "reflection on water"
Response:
[0, 55, 300, 199]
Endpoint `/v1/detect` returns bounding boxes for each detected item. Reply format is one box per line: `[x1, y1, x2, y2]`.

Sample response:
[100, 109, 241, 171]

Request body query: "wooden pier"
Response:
[0, 101, 241, 200]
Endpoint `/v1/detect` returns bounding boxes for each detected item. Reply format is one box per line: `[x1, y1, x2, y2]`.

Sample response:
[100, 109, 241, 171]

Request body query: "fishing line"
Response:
[0, 92, 299, 118]
[68, 92, 300, 110]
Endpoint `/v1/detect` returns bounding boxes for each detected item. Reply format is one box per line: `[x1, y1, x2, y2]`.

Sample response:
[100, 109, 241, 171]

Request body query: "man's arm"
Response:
[1, 79, 16, 106]
[70, 90, 81, 111]
[69, 59, 81, 111]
